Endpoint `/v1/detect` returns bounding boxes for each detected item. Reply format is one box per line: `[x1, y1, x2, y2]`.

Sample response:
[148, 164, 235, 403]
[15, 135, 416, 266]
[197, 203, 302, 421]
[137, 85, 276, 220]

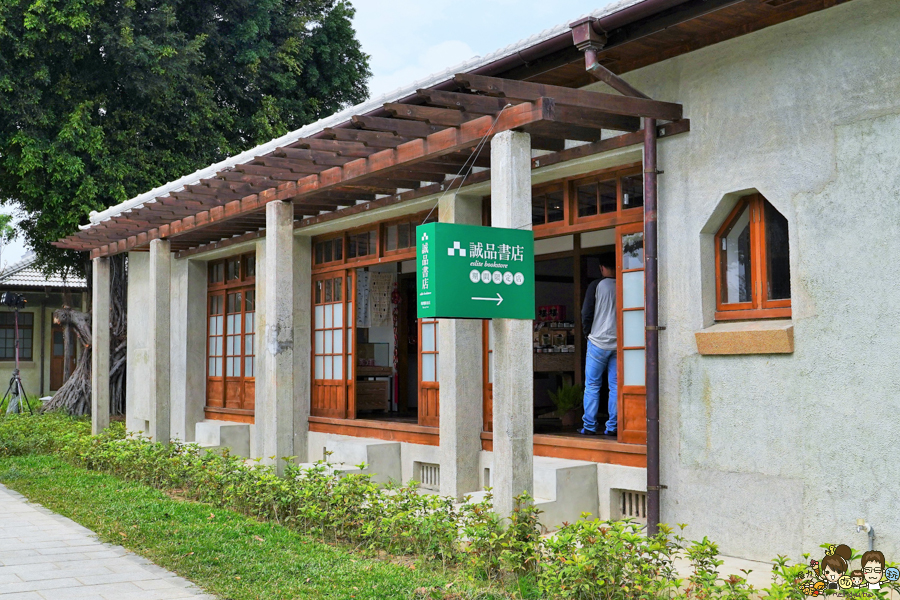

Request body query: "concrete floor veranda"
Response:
[0, 484, 215, 600]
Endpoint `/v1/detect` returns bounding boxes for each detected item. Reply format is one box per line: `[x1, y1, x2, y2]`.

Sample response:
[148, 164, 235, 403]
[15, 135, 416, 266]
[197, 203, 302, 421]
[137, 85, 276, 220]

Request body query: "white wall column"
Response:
[293, 234, 312, 462]
[261, 200, 295, 474]
[169, 257, 206, 442]
[489, 130, 534, 517]
[91, 256, 110, 435]
[438, 192, 484, 499]
[148, 239, 171, 444]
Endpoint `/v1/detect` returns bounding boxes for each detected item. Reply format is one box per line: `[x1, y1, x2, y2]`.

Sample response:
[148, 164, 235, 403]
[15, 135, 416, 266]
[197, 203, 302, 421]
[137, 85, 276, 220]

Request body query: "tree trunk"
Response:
[44, 254, 128, 417]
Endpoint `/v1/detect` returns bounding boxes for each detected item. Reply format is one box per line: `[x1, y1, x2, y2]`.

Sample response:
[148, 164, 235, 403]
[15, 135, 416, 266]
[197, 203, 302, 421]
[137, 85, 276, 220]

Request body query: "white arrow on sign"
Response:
[472, 293, 503, 306]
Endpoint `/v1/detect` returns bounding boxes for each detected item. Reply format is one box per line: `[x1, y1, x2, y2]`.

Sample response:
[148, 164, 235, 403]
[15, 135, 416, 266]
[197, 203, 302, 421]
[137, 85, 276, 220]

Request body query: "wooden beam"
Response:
[351, 115, 445, 139]
[454, 73, 683, 121]
[323, 127, 411, 148]
[384, 103, 470, 127]
[255, 157, 331, 173]
[416, 89, 517, 114]
[586, 61, 650, 99]
[293, 138, 375, 158]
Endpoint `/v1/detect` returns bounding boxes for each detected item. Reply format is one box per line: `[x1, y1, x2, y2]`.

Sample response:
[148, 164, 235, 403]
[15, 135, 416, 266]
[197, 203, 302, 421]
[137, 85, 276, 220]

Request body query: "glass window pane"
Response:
[546, 189, 564, 223]
[332, 356, 343, 380]
[315, 281, 322, 304]
[316, 243, 324, 264]
[315, 356, 324, 379]
[422, 354, 435, 382]
[434, 353, 439, 380]
[623, 349, 645, 386]
[315, 305, 324, 329]
[622, 174, 643, 209]
[324, 330, 332, 354]
[324, 239, 333, 263]
[334, 278, 342, 302]
[334, 238, 343, 261]
[622, 271, 644, 309]
[245, 357, 254, 378]
[245, 313, 254, 333]
[622, 233, 644, 270]
[347, 302, 353, 328]
[245, 334, 254, 356]
[324, 356, 332, 379]
[347, 235, 357, 259]
[333, 329, 343, 354]
[226, 336, 234, 356]
[315, 331, 324, 354]
[324, 279, 332, 303]
[347, 356, 353, 379]
[215, 358, 223, 377]
[386, 225, 398, 252]
[245, 255, 256, 278]
[368, 230, 377, 255]
[422, 323, 435, 352]
[209, 317, 217, 335]
[216, 316, 223, 336]
[488, 321, 493, 351]
[227, 358, 236, 377]
[599, 180, 617, 213]
[324, 303, 333, 329]
[333, 303, 343, 329]
[765, 201, 791, 301]
[532, 196, 545, 226]
[214, 337, 222, 356]
[227, 315, 236, 334]
[434, 321, 439, 350]
[721, 204, 753, 304]
[209, 357, 216, 375]
[577, 184, 598, 217]
[398, 223, 410, 249]
[245, 291, 255, 312]
[623, 310, 645, 348]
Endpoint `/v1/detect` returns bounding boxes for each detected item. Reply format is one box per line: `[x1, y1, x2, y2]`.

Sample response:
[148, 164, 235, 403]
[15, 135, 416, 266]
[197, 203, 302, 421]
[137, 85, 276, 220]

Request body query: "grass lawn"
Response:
[0, 454, 510, 600]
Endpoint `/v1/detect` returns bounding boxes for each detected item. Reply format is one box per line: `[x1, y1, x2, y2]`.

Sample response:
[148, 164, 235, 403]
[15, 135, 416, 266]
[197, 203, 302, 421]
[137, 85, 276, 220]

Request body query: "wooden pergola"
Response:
[56, 74, 688, 259]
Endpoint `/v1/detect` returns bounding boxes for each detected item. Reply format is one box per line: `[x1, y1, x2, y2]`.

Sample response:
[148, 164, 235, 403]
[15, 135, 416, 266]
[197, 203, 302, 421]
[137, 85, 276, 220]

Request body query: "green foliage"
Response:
[5, 414, 890, 600]
[0, 0, 371, 274]
[548, 382, 584, 416]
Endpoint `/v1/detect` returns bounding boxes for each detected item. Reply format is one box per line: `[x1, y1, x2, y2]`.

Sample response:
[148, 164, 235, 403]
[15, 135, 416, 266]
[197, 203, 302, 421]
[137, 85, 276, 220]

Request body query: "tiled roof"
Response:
[0, 253, 87, 290]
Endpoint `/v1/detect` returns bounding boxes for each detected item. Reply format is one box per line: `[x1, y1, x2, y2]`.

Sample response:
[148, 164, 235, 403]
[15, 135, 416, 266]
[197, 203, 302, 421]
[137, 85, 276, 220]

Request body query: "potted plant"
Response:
[548, 382, 584, 428]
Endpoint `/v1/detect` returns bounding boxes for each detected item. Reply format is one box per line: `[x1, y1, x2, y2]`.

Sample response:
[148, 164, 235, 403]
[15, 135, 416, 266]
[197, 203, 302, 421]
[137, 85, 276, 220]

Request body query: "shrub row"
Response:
[1, 414, 809, 600]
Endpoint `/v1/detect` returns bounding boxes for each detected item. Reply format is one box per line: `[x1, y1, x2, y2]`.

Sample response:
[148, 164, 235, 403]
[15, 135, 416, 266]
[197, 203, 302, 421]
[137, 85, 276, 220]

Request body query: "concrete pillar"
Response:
[261, 200, 295, 474]
[91, 256, 110, 435]
[293, 235, 312, 462]
[438, 192, 484, 499]
[148, 239, 171, 444]
[169, 257, 207, 442]
[489, 130, 534, 517]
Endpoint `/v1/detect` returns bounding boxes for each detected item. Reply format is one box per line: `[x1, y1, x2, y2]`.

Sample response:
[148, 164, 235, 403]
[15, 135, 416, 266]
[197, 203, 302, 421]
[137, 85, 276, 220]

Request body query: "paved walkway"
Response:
[0, 484, 215, 600]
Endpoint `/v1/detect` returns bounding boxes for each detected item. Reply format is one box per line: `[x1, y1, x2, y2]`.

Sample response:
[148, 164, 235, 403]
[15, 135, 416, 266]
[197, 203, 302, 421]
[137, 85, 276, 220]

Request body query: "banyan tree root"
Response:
[43, 308, 92, 415]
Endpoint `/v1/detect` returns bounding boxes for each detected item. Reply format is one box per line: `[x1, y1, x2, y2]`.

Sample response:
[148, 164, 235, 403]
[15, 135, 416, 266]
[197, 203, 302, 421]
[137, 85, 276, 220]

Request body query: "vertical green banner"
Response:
[416, 223, 535, 320]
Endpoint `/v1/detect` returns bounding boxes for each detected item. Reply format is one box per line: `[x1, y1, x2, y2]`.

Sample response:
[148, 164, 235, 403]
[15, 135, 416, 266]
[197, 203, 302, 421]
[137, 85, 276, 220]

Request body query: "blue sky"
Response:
[351, 0, 619, 97]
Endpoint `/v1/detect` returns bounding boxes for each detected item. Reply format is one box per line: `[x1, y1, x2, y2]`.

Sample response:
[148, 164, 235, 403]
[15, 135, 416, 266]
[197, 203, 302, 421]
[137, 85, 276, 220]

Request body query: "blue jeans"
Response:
[583, 342, 617, 433]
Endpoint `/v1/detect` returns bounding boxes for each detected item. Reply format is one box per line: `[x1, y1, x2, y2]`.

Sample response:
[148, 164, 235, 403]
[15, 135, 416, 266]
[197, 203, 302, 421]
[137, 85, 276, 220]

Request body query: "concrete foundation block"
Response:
[323, 438, 402, 485]
[194, 421, 251, 457]
[532, 457, 600, 529]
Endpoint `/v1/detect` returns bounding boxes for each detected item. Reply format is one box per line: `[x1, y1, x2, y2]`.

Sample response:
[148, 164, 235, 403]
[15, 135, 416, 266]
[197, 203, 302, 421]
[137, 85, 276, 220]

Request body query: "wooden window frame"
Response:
[206, 253, 256, 421]
[0, 311, 34, 361]
[714, 193, 791, 321]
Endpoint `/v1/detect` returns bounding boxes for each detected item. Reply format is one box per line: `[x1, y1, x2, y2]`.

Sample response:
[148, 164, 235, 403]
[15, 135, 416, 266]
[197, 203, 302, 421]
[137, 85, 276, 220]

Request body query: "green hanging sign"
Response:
[416, 223, 535, 320]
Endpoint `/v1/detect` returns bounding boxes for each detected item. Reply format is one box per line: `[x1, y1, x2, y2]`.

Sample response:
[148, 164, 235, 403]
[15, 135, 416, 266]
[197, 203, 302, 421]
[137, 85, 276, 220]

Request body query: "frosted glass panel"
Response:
[208, 358, 216, 375]
[226, 336, 234, 356]
[422, 354, 436, 382]
[333, 303, 343, 329]
[324, 304, 333, 328]
[488, 321, 493, 351]
[623, 310, 645, 348]
[245, 313, 254, 333]
[315, 331, 323, 353]
[227, 315, 236, 334]
[214, 337, 222, 356]
[488, 353, 493, 384]
[347, 328, 352, 351]
[324, 357, 332, 379]
[209, 317, 216, 335]
[315, 306, 324, 329]
[332, 356, 342, 379]
[245, 357, 254, 377]
[315, 356, 323, 379]
[435, 353, 440, 380]
[623, 349, 645, 386]
[347, 302, 353, 325]
[227, 358, 236, 377]
[434, 322, 439, 349]
[333, 330, 342, 354]
[622, 271, 644, 309]
[422, 323, 435, 352]
[245, 335, 254, 355]
[324, 331, 332, 354]
[347, 356, 352, 379]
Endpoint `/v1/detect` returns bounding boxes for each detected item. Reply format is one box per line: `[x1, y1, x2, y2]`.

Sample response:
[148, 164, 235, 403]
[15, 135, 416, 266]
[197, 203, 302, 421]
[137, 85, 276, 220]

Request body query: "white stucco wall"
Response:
[125, 252, 151, 433]
[612, 0, 900, 560]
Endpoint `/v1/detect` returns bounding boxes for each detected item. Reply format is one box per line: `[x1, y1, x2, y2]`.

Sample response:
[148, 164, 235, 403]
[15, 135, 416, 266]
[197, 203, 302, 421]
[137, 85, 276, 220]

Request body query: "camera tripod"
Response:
[3, 304, 33, 415]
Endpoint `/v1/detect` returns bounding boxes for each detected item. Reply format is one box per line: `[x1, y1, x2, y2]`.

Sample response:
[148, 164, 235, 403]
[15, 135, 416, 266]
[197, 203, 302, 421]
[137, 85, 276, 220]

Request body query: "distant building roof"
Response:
[0, 253, 87, 291]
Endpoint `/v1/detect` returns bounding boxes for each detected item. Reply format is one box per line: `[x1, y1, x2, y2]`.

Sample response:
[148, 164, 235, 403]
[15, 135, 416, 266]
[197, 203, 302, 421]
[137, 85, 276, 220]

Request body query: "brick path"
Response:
[0, 484, 215, 600]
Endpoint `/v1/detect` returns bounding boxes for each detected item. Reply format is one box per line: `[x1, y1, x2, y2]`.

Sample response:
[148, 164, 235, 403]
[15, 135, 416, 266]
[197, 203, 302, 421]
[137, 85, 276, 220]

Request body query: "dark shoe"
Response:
[601, 430, 618, 438]
[577, 428, 598, 436]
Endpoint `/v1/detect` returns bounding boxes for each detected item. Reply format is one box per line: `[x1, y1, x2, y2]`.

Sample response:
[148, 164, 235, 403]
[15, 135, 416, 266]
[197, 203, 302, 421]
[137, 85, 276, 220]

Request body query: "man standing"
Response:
[579, 255, 617, 437]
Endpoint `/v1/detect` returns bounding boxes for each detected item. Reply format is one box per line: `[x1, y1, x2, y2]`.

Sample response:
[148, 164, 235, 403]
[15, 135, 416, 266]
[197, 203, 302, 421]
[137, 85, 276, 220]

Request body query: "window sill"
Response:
[695, 319, 793, 355]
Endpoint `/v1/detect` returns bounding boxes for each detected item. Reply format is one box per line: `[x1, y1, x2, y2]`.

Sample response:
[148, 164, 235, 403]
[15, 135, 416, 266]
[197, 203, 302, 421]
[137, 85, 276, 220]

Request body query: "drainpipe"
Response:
[571, 17, 663, 535]
[643, 120, 661, 536]
[40, 294, 46, 397]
